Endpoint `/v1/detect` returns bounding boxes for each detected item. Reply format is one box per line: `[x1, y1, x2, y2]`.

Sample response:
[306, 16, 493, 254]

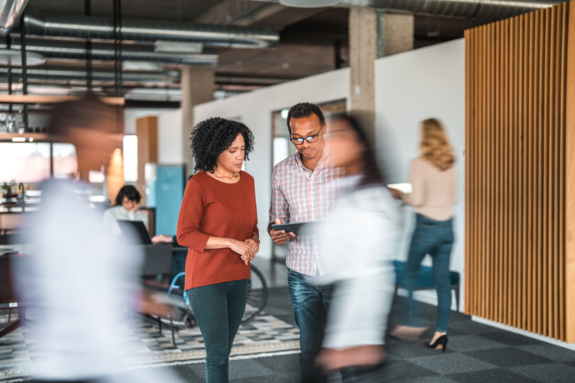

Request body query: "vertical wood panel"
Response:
[565, 0, 575, 343]
[465, 1, 571, 341]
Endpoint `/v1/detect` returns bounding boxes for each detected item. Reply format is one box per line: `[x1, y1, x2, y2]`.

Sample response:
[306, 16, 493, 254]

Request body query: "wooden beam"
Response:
[0, 133, 49, 141]
[0, 95, 125, 105]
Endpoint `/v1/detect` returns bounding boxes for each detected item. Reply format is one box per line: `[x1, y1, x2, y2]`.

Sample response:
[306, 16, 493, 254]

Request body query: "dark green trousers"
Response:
[187, 279, 249, 383]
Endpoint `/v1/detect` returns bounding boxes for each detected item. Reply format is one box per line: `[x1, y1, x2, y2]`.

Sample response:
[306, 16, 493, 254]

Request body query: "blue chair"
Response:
[393, 260, 460, 313]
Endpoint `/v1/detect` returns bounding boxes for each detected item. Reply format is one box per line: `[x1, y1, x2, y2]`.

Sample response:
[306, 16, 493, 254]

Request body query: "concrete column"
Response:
[349, 7, 377, 141]
[181, 66, 215, 179]
[379, 13, 414, 57]
[349, 8, 413, 140]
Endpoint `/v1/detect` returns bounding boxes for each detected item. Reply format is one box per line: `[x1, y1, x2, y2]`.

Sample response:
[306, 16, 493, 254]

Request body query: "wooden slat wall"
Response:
[465, 1, 572, 341]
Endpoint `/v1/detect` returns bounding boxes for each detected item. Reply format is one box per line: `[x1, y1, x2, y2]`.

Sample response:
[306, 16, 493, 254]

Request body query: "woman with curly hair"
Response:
[177, 117, 259, 383]
[391, 118, 456, 352]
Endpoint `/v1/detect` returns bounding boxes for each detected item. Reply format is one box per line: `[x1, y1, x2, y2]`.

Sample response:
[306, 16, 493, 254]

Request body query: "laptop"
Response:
[117, 220, 153, 245]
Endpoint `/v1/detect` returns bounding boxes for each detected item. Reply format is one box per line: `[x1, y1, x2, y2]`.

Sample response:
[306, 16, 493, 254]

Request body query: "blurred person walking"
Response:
[315, 114, 401, 382]
[391, 118, 457, 351]
[15, 97, 179, 383]
[177, 118, 259, 383]
[268, 102, 348, 382]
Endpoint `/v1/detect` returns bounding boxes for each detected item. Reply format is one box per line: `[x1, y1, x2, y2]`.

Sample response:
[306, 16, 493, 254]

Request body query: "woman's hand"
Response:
[230, 239, 255, 265]
[245, 238, 259, 260]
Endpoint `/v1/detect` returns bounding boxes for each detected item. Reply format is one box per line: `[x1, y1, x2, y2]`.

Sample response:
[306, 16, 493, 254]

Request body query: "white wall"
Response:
[124, 108, 176, 134]
[194, 68, 350, 259]
[375, 39, 465, 310]
[191, 40, 466, 311]
[157, 110, 184, 165]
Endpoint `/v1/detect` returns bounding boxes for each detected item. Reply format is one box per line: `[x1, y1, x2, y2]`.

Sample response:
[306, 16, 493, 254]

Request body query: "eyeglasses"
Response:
[290, 134, 319, 145]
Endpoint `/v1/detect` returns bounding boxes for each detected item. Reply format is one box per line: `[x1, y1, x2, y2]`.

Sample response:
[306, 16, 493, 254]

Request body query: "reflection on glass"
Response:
[0, 143, 51, 183]
[53, 143, 78, 179]
[89, 171, 105, 183]
[123, 135, 138, 183]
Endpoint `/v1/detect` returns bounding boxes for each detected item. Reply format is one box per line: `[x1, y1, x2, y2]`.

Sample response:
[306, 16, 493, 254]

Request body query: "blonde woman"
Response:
[391, 118, 456, 352]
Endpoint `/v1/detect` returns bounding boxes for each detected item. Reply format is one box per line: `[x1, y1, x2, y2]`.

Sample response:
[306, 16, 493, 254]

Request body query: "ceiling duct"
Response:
[0, 36, 218, 66]
[21, 11, 279, 48]
[0, 66, 178, 84]
[253, 0, 564, 20]
[0, 0, 28, 33]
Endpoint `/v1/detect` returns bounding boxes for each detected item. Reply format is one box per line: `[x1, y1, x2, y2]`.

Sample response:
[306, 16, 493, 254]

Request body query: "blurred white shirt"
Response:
[16, 180, 181, 383]
[319, 179, 401, 349]
[102, 205, 148, 239]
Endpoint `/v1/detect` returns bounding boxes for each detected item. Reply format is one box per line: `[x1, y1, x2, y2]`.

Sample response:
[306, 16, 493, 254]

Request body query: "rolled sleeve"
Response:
[269, 166, 290, 224]
[177, 180, 211, 253]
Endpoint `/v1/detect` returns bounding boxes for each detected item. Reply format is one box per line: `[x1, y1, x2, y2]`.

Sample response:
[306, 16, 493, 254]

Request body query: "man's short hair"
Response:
[286, 102, 325, 134]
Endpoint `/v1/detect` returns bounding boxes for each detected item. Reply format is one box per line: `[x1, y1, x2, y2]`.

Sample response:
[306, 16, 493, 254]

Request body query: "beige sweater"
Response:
[402, 157, 456, 221]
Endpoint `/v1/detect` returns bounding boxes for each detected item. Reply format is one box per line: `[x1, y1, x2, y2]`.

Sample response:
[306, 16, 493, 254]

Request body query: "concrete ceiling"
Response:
[27, 0, 225, 21]
[21, 0, 488, 96]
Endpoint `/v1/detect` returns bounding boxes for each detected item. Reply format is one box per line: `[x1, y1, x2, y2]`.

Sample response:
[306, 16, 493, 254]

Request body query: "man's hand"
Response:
[137, 290, 174, 318]
[151, 234, 172, 244]
[269, 218, 296, 245]
[389, 188, 403, 200]
[316, 345, 386, 372]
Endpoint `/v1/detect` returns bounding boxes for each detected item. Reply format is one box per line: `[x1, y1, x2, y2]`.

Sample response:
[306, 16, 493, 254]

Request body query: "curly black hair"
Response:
[191, 117, 255, 172]
[286, 102, 325, 134]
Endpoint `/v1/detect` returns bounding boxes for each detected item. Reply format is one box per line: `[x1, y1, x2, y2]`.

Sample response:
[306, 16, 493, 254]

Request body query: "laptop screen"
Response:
[116, 220, 153, 245]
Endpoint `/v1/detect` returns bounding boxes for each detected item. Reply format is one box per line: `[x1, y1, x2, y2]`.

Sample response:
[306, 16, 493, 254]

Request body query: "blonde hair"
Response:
[420, 118, 455, 171]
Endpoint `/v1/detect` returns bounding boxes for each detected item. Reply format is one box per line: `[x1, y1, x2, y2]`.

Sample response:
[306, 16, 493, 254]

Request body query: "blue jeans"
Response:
[402, 214, 454, 333]
[287, 268, 355, 383]
[187, 279, 249, 383]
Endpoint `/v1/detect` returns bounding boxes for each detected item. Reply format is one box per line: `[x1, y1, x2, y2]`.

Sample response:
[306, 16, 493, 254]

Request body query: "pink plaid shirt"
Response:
[269, 151, 340, 276]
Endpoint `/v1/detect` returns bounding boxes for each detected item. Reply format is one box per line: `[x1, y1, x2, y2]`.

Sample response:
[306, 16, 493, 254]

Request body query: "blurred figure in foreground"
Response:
[316, 114, 401, 381]
[268, 103, 346, 383]
[15, 97, 178, 383]
[391, 118, 456, 351]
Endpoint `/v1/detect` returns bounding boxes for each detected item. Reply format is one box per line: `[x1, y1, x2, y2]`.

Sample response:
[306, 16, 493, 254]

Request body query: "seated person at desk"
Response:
[103, 185, 186, 285]
[103, 185, 148, 239]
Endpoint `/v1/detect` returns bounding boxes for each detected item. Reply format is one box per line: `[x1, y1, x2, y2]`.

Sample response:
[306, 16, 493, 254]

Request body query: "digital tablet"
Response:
[272, 222, 313, 235]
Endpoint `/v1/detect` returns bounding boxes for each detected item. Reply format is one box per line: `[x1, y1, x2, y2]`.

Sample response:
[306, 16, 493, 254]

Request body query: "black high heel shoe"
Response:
[427, 335, 448, 352]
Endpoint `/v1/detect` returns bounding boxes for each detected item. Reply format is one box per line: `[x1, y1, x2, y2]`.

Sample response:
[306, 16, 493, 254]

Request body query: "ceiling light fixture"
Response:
[279, 0, 341, 7]
[0, 50, 45, 67]
[154, 41, 203, 54]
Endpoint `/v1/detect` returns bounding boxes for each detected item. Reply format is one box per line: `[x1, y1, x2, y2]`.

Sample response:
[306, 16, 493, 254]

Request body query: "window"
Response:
[123, 135, 138, 183]
[0, 143, 51, 183]
[52, 143, 78, 179]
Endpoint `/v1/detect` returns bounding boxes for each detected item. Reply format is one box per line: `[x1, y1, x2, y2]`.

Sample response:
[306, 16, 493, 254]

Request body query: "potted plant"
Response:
[2, 181, 16, 199]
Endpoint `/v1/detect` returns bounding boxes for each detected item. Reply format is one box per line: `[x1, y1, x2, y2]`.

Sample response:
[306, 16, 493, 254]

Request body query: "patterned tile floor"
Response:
[163, 262, 575, 382]
[0, 310, 300, 381]
[3, 259, 575, 382]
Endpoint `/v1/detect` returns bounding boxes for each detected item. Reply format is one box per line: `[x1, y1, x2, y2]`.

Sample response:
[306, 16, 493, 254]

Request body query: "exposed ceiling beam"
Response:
[193, 0, 324, 28]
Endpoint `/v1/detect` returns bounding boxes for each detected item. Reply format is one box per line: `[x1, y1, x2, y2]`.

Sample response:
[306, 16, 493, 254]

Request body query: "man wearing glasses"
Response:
[269, 102, 343, 382]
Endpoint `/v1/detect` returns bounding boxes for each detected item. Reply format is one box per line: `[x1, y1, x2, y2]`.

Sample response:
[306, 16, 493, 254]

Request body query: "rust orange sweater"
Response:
[177, 170, 258, 290]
